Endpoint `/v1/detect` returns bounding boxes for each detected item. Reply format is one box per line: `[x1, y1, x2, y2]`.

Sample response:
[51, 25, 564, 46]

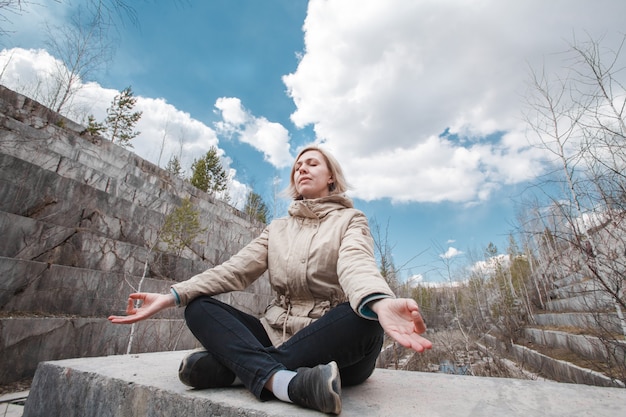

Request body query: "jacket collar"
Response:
[288, 194, 353, 219]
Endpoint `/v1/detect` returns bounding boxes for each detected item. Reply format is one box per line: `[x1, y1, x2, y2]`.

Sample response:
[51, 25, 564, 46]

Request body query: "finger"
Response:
[412, 310, 427, 334]
[108, 315, 139, 324]
[408, 334, 433, 352]
[128, 293, 145, 308]
[129, 293, 145, 301]
[405, 298, 419, 311]
[390, 332, 413, 349]
[416, 334, 433, 350]
[411, 342, 425, 352]
[125, 298, 135, 315]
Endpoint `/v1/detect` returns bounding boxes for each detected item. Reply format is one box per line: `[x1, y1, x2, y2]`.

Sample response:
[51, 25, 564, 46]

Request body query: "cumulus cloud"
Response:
[440, 247, 463, 260]
[406, 273, 424, 287]
[214, 97, 293, 168]
[283, 0, 626, 204]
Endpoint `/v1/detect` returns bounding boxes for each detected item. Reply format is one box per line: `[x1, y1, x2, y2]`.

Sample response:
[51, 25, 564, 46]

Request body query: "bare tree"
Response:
[0, 0, 36, 36]
[369, 217, 400, 292]
[520, 34, 626, 383]
[524, 34, 626, 314]
[1, 1, 142, 118]
[0, 1, 137, 37]
[244, 190, 269, 224]
[43, 5, 114, 116]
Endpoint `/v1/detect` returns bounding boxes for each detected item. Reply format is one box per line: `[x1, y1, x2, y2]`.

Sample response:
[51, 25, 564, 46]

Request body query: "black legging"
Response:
[184, 296, 384, 399]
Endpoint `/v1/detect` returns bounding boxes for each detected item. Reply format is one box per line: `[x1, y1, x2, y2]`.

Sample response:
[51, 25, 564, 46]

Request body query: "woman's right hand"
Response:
[108, 292, 176, 324]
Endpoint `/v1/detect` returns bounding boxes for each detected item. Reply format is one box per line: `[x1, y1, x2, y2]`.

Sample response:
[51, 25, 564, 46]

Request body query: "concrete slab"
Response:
[0, 391, 27, 417]
[23, 350, 626, 417]
[0, 403, 24, 417]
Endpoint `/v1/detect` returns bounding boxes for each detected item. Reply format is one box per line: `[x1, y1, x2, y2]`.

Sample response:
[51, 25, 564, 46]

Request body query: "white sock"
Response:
[271, 370, 297, 403]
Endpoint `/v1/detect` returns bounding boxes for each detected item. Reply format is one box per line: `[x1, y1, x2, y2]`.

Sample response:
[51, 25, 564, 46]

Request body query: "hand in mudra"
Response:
[108, 292, 176, 324]
[372, 298, 432, 352]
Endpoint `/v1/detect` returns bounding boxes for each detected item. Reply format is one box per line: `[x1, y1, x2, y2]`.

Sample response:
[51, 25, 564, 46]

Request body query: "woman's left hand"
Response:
[370, 298, 433, 352]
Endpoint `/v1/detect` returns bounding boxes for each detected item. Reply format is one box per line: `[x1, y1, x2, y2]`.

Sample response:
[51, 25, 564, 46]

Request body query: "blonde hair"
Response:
[285, 145, 350, 199]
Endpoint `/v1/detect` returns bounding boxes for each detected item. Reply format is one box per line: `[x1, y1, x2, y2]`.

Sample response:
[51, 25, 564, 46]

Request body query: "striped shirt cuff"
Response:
[358, 293, 392, 320]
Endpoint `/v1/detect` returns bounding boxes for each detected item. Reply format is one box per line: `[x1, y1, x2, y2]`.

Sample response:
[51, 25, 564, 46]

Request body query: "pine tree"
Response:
[105, 86, 142, 148]
[190, 146, 228, 194]
[85, 114, 106, 136]
[165, 155, 184, 179]
[160, 197, 206, 257]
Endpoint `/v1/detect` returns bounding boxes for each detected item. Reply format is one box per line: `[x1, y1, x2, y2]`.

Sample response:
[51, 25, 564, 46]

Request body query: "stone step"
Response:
[0, 318, 199, 385]
[0, 152, 170, 249]
[0, 119, 166, 209]
[0, 148, 261, 266]
[0, 210, 206, 277]
[533, 311, 623, 335]
[0, 256, 272, 319]
[0, 210, 273, 302]
[549, 278, 605, 299]
[22, 350, 626, 417]
[523, 327, 626, 365]
[0, 256, 178, 317]
[552, 272, 587, 289]
[545, 292, 615, 312]
[482, 333, 624, 388]
[509, 342, 624, 388]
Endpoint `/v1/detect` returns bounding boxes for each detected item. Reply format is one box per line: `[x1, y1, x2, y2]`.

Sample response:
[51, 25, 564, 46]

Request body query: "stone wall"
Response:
[0, 85, 273, 385]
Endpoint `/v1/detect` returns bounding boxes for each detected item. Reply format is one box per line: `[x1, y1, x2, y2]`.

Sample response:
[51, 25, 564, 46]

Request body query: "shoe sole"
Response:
[178, 350, 235, 389]
[326, 361, 342, 415]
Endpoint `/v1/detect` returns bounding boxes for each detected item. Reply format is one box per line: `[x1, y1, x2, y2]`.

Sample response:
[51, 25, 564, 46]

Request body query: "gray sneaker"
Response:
[178, 349, 235, 389]
[287, 361, 342, 415]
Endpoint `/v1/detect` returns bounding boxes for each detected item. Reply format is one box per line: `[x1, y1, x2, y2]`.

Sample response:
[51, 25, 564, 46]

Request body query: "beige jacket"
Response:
[171, 194, 395, 346]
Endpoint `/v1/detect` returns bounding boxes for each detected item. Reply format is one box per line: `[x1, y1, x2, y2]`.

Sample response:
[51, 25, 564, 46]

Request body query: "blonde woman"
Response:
[109, 146, 432, 415]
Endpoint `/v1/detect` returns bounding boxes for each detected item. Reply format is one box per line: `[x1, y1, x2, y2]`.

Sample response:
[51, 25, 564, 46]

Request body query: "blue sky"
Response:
[2, 0, 626, 283]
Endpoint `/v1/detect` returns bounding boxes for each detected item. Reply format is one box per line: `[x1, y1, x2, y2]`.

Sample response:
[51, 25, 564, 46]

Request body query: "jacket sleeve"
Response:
[171, 227, 270, 306]
[336, 211, 395, 315]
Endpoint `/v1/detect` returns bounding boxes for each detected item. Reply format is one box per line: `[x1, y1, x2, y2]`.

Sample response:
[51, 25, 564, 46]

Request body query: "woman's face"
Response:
[293, 150, 333, 199]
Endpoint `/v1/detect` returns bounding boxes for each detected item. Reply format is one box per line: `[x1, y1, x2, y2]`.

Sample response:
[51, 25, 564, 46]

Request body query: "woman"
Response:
[109, 146, 432, 415]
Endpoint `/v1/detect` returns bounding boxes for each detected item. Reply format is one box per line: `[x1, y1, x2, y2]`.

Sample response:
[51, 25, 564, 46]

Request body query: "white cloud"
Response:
[283, 0, 626, 204]
[406, 273, 424, 287]
[440, 247, 463, 260]
[133, 97, 222, 172]
[417, 279, 465, 289]
[214, 97, 293, 168]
